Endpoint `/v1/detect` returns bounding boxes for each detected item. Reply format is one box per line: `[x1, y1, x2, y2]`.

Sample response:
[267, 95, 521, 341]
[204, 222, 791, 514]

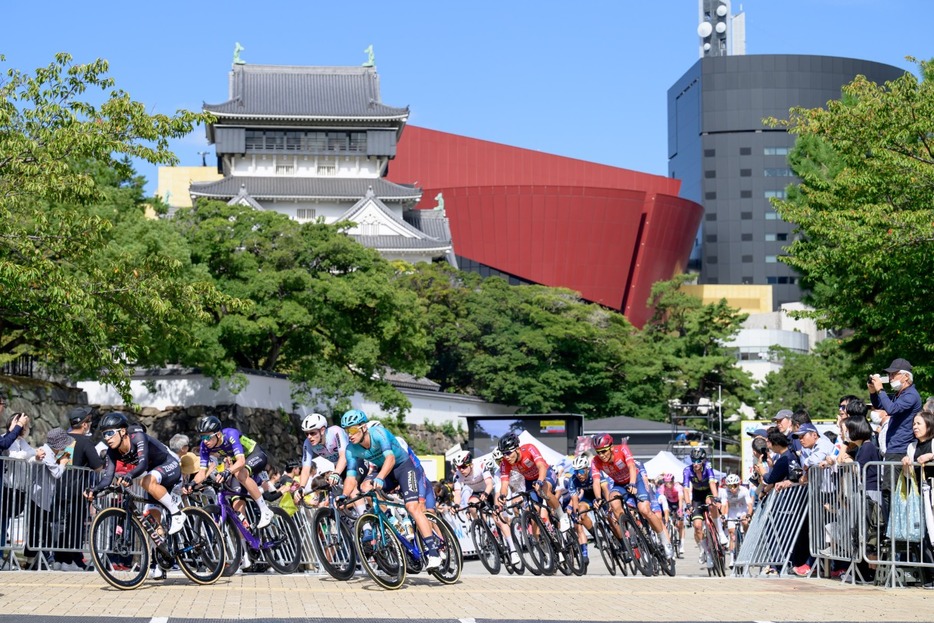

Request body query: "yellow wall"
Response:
[156, 166, 223, 209]
[681, 284, 772, 314]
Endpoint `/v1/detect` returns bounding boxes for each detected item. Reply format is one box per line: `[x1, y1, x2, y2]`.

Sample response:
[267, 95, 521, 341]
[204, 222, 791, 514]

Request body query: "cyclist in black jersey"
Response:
[85, 412, 186, 535]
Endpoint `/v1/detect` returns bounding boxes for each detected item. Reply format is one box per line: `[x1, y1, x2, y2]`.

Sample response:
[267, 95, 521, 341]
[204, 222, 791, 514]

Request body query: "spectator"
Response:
[754, 429, 795, 498]
[168, 434, 190, 457]
[772, 409, 795, 440]
[842, 417, 882, 503]
[796, 423, 834, 471]
[56, 407, 102, 571]
[66, 407, 102, 469]
[837, 395, 860, 428]
[870, 408, 890, 455]
[870, 358, 922, 461]
[900, 410, 934, 589]
[1, 412, 34, 551]
[25, 428, 72, 569]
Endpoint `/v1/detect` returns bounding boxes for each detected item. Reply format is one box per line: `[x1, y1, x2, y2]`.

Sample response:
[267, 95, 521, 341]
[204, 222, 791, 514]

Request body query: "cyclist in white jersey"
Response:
[719, 473, 753, 566]
[452, 450, 520, 565]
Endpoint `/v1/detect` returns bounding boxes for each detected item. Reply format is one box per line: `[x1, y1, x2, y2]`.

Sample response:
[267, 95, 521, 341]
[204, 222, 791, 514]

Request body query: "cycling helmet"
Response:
[340, 409, 368, 428]
[491, 448, 504, 462]
[572, 454, 591, 470]
[498, 433, 520, 454]
[98, 411, 128, 431]
[592, 433, 614, 451]
[452, 450, 472, 468]
[301, 413, 328, 432]
[725, 473, 741, 486]
[483, 458, 497, 473]
[197, 415, 222, 435]
[661, 473, 674, 483]
[690, 447, 708, 463]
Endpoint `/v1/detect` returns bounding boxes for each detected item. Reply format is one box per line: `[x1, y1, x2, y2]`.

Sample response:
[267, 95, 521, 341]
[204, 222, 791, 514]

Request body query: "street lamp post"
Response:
[717, 385, 723, 473]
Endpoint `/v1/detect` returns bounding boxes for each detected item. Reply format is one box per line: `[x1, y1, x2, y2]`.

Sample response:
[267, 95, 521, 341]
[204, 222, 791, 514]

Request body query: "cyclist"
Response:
[340, 409, 442, 569]
[296, 413, 349, 500]
[187, 415, 274, 529]
[85, 412, 187, 535]
[658, 473, 686, 556]
[683, 447, 728, 566]
[452, 450, 520, 565]
[719, 473, 752, 567]
[496, 432, 569, 532]
[592, 433, 674, 558]
[566, 453, 603, 566]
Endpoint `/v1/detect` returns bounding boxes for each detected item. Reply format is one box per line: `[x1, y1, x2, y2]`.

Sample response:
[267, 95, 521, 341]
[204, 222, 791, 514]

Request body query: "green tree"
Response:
[768, 58, 934, 386]
[174, 200, 430, 415]
[640, 275, 755, 422]
[0, 53, 233, 397]
[754, 339, 866, 421]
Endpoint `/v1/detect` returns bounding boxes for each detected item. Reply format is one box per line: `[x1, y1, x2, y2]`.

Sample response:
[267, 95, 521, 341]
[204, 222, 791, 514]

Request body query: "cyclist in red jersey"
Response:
[591, 433, 674, 558]
[496, 433, 570, 531]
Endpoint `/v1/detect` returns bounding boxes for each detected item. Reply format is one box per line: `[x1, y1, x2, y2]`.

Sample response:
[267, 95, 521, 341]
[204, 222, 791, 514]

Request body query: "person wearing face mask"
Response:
[869, 358, 921, 461]
[870, 409, 890, 455]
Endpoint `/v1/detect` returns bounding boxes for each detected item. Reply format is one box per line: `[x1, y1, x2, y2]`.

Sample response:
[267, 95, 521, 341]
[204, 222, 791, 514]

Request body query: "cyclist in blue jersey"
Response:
[186, 416, 274, 529]
[567, 454, 604, 565]
[340, 409, 442, 569]
[86, 412, 187, 535]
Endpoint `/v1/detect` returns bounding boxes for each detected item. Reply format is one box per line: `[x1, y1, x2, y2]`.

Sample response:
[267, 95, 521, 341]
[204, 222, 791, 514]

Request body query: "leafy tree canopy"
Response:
[174, 201, 431, 415]
[768, 58, 934, 386]
[754, 339, 866, 421]
[0, 53, 236, 397]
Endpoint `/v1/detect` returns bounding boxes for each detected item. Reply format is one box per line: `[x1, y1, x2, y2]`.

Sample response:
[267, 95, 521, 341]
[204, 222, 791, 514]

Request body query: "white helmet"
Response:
[491, 448, 503, 461]
[572, 454, 591, 470]
[301, 413, 328, 432]
[452, 450, 472, 468]
[483, 459, 497, 473]
[725, 473, 741, 486]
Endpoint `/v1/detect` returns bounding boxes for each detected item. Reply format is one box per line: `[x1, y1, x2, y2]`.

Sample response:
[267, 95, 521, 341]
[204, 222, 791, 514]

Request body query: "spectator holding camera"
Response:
[1, 411, 34, 549]
[754, 429, 797, 497]
[869, 358, 921, 461]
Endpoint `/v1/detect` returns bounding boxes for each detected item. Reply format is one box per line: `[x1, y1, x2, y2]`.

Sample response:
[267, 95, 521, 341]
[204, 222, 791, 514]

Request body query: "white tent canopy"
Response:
[643, 450, 688, 480]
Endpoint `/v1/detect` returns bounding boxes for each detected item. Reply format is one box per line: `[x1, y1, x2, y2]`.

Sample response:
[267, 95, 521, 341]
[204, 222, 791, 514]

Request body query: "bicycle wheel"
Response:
[471, 518, 501, 575]
[704, 527, 722, 577]
[562, 528, 586, 576]
[174, 506, 226, 585]
[310, 507, 356, 581]
[425, 512, 463, 584]
[593, 516, 617, 576]
[354, 513, 405, 589]
[261, 507, 302, 574]
[204, 504, 242, 577]
[652, 531, 676, 577]
[512, 513, 542, 575]
[523, 511, 557, 575]
[668, 520, 683, 559]
[88, 507, 149, 590]
[495, 520, 524, 575]
[619, 513, 653, 577]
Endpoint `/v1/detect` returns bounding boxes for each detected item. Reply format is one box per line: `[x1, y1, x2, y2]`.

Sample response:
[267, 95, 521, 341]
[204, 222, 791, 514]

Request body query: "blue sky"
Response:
[4, 1, 932, 196]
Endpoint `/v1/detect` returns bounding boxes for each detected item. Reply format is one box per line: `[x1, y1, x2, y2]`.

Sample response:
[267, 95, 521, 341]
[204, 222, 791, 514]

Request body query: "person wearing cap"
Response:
[772, 409, 794, 436]
[869, 357, 922, 460]
[66, 407, 103, 470]
[795, 423, 834, 469]
[56, 407, 102, 571]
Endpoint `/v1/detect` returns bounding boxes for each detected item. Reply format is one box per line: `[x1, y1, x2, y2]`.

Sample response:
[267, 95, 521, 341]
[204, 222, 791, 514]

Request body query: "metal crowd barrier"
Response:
[732, 482, 808, 577]
[0, 456, 100, 571]
[861, 460, 934, 588]
[807, 462, 864, 583]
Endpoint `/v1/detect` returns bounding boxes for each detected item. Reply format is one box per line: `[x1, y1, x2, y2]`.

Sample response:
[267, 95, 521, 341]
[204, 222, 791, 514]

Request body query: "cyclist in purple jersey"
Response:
[683, 447, 728, 565]
[185, 416, 274, 529]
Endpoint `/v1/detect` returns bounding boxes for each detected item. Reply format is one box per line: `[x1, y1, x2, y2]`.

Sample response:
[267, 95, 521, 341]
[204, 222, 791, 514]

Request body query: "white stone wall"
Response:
[229, 155, 382, 178]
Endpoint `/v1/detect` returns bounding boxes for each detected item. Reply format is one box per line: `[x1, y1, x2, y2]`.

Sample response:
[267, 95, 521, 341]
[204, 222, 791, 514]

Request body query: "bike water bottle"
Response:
[400, 514, 415, 541]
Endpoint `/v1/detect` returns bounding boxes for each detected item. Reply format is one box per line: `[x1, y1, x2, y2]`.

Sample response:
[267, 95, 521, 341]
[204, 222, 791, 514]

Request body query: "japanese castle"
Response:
[190, 60, 455, 265]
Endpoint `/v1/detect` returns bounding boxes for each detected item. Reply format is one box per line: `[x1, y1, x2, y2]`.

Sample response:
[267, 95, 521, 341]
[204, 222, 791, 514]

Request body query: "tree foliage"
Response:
[0, 53, 235, 397]
[768, 58, 934, 385]
[754, 339, 866, 421]
[174, 201, 431, 415]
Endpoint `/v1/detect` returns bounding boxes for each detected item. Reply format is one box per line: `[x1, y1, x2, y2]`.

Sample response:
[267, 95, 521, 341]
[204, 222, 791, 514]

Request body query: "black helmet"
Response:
[498, 433, 520, 454]
[197, 415, 222, 434]
[98, 411, 128, 431]
[690, 447, 708, 463]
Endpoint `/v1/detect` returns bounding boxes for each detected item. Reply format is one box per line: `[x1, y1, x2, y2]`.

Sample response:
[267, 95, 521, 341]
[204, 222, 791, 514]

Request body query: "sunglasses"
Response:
[596, 447, 612, 455]
[728, 484, 739, 489]
[457, 463, 471, 470]
[305, 429, 322, 436]
[102, 429, 120, 439]
[200, 433, 215, 442]
[692, 459, 705, 464]
[344, 425, 363, 436]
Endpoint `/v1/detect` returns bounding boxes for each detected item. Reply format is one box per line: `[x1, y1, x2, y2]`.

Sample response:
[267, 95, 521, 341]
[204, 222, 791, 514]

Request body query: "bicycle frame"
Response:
[352, 490, 426, 564]
[97, 486, 176, 559]
[214, 485, 279, 552]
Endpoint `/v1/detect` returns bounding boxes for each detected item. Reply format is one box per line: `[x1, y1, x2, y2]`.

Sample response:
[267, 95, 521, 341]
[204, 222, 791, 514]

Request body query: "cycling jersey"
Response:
[499, 444, 547, 483]
[454, 463, 494, 500]
[301, 425, 348, 467]
[198, 427, 257, 468]
[719, 485, 751, 519]
[345, 425, 410, 479]
[566, 467, 598, 498]
[660, 482, 684, 506]
[591, 444, 635, 485]
[683, 462, 716, 494]
[95, 427, 180, 498]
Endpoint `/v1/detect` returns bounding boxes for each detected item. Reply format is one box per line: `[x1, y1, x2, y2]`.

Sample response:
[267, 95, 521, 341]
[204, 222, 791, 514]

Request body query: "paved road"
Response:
[0, 534, 926, 622]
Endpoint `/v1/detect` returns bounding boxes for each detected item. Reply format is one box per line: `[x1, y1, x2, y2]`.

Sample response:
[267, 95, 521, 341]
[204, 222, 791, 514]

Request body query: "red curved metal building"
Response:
[387, 126, 703, 327]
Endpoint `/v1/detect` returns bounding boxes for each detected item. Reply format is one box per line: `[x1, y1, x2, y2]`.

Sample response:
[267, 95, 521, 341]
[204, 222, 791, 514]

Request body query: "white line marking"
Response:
[459, 619, 477, 623]
[149, 618, 169, 623]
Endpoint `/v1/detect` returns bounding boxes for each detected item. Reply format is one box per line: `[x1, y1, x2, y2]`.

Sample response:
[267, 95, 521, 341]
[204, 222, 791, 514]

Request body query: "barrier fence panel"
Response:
[291, 503, 323, 573]
[807, 463, 864, 583]
[862, 460, 934, 588]
[0, 456, 30, 570]
[732, 483, 808, 577]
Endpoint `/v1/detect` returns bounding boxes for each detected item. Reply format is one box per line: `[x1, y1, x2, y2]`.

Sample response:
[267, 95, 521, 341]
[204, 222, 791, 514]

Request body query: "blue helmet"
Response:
[341, 409, 368, 428]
